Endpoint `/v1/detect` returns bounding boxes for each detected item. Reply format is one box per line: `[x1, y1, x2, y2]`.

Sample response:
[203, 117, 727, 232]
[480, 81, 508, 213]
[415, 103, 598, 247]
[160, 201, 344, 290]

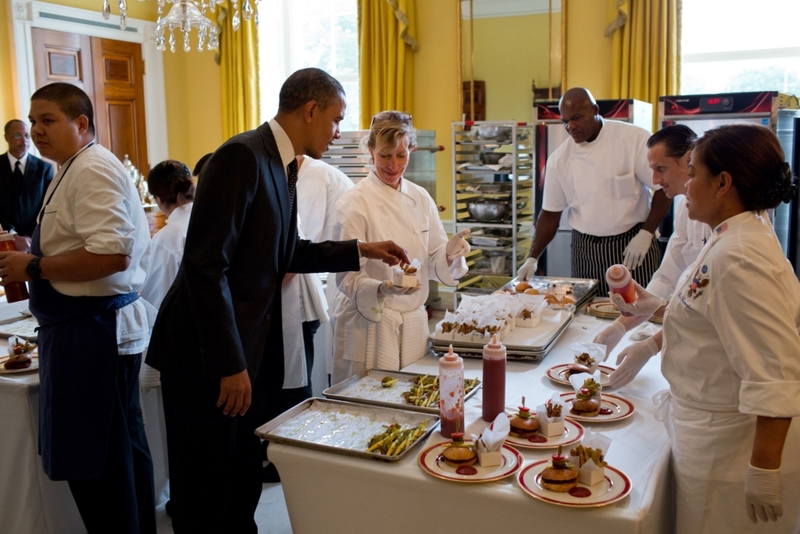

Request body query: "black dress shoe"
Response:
[262, 462, 281, 483]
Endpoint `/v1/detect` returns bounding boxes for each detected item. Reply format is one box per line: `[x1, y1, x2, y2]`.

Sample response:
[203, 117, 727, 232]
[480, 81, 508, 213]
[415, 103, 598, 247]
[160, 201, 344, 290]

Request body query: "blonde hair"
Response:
[363, 111, 417, 154]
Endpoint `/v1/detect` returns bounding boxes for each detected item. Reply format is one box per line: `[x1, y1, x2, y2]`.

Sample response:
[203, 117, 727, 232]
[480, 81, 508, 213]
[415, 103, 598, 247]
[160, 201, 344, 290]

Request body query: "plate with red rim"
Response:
[418, 441, 522, 483]
[557, 392, 635, 423]
[517, 459, 632, 507]
[0, 354, 38, 374]
[503, 417, 584, 450]
[585, 301, 620, 319]
[545, 364, 614, 388]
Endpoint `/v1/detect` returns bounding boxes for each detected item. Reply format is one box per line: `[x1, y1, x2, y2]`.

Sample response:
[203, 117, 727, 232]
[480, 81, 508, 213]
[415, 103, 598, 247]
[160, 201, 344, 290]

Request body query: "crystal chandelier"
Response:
[102, 0, 259, 53]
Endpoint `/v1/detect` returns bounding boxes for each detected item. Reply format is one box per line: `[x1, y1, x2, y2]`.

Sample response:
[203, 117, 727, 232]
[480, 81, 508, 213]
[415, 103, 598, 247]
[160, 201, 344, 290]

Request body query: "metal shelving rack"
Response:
[452, 121, 535, 294]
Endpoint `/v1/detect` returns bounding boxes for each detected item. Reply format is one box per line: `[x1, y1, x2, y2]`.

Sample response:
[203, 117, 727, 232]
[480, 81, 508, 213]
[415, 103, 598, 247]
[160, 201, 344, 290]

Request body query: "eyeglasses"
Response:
[8, 133, 30, 140]
[371, 112, 412, 127]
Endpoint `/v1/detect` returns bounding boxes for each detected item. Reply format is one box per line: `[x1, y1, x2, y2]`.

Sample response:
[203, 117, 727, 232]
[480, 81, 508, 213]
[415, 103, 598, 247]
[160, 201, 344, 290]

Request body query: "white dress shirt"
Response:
[542, 120, 657, 236]
[7, 152, 27, 174]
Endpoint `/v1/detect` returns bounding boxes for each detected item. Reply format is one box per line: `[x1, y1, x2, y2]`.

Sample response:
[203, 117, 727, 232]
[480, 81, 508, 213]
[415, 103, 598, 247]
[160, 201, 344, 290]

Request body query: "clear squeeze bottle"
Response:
[0, 234, 29, 302]
[482, 334, 506, 422]
[439, 345, 465, 438]
[606, 264, 636, 315]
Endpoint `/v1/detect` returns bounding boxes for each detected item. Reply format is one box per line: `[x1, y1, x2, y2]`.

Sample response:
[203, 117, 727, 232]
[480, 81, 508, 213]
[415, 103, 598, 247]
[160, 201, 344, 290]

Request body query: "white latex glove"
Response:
[745, 464, 783, 524]
[592, 321, 626, 360]
[517, 257, 537, 281]
[622, 229, 653, 270]
[608, 336, 659, 388]
[609, 281, 666, 318]
[379, 280, 422, 297]
[446, 229, 471, 262]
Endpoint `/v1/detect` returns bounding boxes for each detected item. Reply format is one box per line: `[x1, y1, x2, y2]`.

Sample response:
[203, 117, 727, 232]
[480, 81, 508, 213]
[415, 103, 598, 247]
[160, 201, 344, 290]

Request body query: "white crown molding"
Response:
[460, 0, 562, 19]
[11, 1, 168, 167]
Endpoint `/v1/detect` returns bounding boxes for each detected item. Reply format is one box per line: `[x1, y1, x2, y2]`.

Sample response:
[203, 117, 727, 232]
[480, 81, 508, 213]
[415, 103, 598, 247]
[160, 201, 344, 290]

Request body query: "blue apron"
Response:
[29, 209, 138, 480]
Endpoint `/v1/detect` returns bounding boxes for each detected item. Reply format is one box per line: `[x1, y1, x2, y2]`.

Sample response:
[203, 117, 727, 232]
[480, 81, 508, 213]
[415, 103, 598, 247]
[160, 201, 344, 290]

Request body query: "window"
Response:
[681, 0, 800, 96]
[257, 0, 360, 131]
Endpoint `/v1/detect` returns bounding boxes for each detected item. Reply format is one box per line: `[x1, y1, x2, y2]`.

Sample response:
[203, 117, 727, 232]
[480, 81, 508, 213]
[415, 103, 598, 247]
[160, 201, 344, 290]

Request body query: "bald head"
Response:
[559, 87, 602, 143]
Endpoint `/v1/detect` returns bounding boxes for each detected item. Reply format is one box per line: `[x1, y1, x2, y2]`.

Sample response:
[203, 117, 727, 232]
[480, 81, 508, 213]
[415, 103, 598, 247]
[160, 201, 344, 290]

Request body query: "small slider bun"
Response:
[4, 356, 32, 370]
[540, 464, 579, 492]
[524, 288, 540, 295]
[510, 403, 539, 438]
[566, 363, 592, 376]
[571, 398, 600, 417]
[515, 281, 531, 292]
[441, 432, 477, 468]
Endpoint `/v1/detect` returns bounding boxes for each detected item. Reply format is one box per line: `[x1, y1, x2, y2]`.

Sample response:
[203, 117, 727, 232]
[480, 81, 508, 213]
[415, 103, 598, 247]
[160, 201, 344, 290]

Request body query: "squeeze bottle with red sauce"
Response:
[0, 234, 29, 303]
[439, 345, 465, 438]
[482, 334, 506, 422]
[606, 264, 636, 316]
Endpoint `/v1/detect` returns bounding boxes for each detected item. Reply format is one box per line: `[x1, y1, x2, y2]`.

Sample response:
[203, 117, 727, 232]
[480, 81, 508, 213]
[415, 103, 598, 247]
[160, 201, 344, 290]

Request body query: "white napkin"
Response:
[629, 323, 660, 341]
[570, 341, 606, 372]
[572, 428, 612, 471]
[477, 412, 510, 452]
[537, 392, 566, 423]
[569, 371, 603, 397]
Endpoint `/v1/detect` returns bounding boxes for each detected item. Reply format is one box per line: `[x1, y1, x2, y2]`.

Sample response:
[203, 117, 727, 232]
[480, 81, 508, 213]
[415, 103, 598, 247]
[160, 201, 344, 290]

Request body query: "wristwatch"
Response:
[26, 257, 42, 280]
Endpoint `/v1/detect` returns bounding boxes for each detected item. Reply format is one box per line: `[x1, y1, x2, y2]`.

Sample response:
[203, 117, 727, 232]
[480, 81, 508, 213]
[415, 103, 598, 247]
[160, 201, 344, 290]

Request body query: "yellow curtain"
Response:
[358, 0, 418, 129]
[605, 0, 680, 124]
[217, 3, 260, 139]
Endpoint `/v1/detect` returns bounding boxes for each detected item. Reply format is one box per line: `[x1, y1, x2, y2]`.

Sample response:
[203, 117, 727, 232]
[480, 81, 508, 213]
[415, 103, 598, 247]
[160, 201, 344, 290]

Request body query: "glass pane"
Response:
[682, 57, 800, 95]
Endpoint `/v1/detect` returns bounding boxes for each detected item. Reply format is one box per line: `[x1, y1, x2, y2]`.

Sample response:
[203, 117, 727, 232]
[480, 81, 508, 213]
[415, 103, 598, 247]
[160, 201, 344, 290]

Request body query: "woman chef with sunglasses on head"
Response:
[329, 111, 470, 384]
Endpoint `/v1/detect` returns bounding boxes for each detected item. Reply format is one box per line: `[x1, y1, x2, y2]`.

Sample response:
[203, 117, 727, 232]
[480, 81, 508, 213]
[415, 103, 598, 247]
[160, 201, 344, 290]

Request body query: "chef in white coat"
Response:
[613, 124, 800, 533]
[330, 111, 470, 384]
[593, 125, 712, 387]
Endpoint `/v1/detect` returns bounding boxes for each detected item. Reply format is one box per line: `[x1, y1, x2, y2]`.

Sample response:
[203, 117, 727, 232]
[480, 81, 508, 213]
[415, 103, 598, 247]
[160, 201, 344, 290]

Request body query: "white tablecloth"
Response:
[0, 340, 169, 534]
[270, 313, 673, 534]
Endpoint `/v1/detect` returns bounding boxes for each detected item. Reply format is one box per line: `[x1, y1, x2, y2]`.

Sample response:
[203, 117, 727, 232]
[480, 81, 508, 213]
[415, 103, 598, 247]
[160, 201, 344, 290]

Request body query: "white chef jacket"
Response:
[542, 119, 656, 236]
[38, 143, 154, 354]
[661, 210, 800, 533]
[330, 171, 466, 383]
[646, 195, 711, 300]
[140, 202, 192, 310]
[297, 157, 354, 242]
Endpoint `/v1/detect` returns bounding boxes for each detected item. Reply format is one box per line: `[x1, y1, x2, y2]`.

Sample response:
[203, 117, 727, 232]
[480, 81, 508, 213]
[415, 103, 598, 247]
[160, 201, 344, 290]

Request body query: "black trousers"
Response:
[67, 353, 156, 534]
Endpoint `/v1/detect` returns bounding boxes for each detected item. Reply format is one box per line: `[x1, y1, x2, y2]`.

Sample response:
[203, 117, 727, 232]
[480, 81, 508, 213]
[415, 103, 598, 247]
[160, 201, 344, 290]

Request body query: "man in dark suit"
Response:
[146, 68, 409, 533]
[0, 119, 54, 252]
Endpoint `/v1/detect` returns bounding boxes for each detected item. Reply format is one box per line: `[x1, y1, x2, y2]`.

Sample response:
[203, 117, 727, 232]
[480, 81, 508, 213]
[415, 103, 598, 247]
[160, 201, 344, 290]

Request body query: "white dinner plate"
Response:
[0, 354, 38, 374]
[504, 417, 585, 450]
[558, 392, 635, 423]
[418, 442, 522, 483]
[545, 364, 613, 388]
[517, 459, 632, 507]
[585, 301, 620, 319]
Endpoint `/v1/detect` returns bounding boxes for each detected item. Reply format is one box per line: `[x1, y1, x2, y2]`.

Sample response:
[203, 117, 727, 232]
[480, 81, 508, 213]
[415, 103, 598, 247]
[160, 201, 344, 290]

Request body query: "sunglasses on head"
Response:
[371, 112, 412, 127]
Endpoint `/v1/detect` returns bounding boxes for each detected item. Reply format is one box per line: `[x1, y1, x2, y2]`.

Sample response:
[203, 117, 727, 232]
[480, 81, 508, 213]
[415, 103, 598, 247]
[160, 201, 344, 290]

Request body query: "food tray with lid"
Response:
[254, 398, 439, 462]
[323, 369, 482, 414]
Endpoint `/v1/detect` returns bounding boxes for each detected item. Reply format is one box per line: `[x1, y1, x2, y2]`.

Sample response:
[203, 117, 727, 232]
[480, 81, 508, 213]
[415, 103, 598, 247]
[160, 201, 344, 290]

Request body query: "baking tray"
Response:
[503, 276, 598, 308]
[431, 312, 574, 361]
[324, 369, 482, 414]
[254, 398, 438, 462]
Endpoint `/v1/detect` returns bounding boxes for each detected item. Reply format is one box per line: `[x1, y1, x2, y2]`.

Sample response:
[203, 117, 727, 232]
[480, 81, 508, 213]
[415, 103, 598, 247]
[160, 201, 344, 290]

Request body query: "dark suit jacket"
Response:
[146, 123, 359, 382]
[0, 152, 54, 236]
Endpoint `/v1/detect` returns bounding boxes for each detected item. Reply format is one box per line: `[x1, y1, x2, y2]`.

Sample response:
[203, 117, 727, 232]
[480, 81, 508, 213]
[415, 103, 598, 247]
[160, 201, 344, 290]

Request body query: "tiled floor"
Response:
[155, 482, 293, 533]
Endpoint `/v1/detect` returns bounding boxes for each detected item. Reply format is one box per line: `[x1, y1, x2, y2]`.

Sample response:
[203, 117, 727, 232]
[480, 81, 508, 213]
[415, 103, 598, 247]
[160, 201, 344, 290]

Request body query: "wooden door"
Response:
[30, 28, 96, 114]
[91, 37, 149, 172]
[29, 29, 149, 172]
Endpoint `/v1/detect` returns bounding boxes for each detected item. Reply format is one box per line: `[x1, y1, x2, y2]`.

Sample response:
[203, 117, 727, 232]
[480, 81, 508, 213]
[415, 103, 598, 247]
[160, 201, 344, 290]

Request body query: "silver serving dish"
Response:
[467, 200, 510, 221]
[324, 369, 481, 414]
[254, 398, 438, 462]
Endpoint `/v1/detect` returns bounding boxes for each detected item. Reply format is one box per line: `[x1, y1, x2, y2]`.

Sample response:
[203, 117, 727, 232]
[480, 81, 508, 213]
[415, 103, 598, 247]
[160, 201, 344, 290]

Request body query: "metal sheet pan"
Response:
[254, 398, 438, 462]
[431, 313, 573, 361]
[323, 369, 481, 414]
[458, 276, 597, 309]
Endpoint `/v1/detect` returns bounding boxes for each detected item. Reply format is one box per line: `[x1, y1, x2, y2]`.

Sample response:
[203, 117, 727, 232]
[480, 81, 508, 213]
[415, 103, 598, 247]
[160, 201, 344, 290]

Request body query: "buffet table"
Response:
[269, 313, 674, 534]
[0, 337, 168, 534]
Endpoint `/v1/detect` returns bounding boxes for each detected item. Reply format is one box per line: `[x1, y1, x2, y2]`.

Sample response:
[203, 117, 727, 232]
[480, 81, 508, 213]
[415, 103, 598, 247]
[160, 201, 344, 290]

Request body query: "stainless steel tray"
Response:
[505, 276, 598, 308]
[431, 313, 573, 361]
[254, 398, 438, 462]
[324, 369, 481, 414]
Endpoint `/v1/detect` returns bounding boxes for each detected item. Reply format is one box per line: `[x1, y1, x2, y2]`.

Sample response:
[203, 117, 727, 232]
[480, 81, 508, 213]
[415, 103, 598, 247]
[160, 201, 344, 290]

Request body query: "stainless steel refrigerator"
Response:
[532, 99, 654, 277]
[658, 91, 800, 274]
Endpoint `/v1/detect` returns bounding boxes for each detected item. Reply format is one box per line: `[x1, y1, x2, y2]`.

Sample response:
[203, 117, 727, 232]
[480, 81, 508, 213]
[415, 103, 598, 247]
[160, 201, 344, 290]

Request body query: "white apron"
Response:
[660, 211, 800, 533]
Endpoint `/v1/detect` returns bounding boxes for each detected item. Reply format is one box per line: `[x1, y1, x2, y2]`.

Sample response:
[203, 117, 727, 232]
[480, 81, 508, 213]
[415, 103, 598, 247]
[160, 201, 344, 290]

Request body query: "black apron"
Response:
[28, 147, 139, 480]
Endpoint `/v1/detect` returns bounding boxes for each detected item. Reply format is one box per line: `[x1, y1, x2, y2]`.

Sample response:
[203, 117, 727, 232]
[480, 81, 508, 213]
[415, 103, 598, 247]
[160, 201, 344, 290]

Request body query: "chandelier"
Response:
[102, 0, 259, 53]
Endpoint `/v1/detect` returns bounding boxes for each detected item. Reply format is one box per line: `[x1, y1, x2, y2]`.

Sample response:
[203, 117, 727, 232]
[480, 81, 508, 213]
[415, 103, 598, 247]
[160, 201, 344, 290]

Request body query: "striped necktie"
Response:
[287, 159, 298, 213]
